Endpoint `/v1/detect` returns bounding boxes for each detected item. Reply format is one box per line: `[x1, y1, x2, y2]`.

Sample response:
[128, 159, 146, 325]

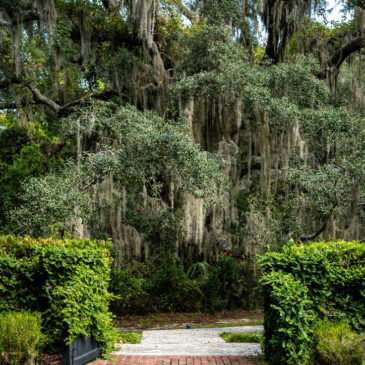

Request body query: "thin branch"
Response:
[171, 1, 194, 21]
[57, 88, 125, 116]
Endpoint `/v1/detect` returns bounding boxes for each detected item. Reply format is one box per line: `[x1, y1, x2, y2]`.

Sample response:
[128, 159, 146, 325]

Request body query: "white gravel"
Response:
[113, 326, 263, 356]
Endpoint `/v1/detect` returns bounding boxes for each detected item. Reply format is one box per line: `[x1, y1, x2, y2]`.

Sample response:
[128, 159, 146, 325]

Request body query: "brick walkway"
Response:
[88, 355, 262, 365]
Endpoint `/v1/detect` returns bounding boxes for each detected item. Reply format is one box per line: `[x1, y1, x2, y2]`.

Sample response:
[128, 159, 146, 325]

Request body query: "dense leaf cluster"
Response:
[259, 240, 365, 364]
[11, 102, 226, 237]
[0, 235, 116, 354]
[110, 255, 256, 313]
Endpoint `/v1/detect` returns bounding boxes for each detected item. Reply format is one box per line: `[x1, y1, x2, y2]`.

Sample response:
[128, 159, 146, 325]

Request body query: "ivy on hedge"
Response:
[259, 240, 365, 365]
[0, 235, 116, 354]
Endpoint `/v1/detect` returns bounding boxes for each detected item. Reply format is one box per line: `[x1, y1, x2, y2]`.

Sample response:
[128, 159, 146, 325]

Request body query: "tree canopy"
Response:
[0, 0, 364, 260]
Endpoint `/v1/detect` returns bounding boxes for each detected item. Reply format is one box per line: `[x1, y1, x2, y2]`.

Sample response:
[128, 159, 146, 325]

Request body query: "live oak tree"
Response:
[0, 0, 364, 260]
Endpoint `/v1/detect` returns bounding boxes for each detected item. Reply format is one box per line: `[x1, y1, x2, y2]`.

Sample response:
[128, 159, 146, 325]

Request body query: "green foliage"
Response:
[219, 332, 263, 343]
[259, 271, 315, 365]
[260, 241, 365, 329]
[259, 240, 365, 365]
[11, 167, 91, 236]
[117, 331, 142, 344]
[311, 320, 365, 365]
[12, 102, 226, 237]
[0, 125, 64, 234]
[0, 311, 45, 365]
[110, 255, 254, 314]
[173, 26, 365, 238]
[0, 235, 116, 354]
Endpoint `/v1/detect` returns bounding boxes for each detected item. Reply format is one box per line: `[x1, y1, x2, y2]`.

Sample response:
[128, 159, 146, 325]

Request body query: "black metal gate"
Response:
[62, 337, 101, 365]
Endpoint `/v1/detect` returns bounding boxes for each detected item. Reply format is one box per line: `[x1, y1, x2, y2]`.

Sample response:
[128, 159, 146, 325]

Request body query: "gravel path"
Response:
[113, 326, 263, 356]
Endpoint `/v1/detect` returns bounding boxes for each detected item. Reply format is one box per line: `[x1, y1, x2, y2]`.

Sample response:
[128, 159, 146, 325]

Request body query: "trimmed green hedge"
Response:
[0, 235, 116, 354]
[259, 240, 365, 365]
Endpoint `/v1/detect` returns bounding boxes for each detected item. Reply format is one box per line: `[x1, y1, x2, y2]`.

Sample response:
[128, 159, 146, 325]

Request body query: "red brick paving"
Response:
[88, 356, 261, 365]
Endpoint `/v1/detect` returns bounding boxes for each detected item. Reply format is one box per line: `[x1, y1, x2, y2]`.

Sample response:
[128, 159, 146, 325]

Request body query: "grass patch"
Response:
[118, 331, 142, 344]
[220, 332, 263, 343]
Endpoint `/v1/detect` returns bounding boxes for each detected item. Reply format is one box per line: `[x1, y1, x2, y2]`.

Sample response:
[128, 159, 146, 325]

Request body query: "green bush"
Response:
[0, 235, 116, 354]
[260, 271, 315, 365]
[0, 311, 45, 365]
[110, 255, 253, 314]
[311, 320, 365, 365]
[259, 240, 365, 365]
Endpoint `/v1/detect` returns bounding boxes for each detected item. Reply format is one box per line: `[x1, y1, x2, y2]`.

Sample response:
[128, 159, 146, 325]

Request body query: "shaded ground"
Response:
[116, 310, 263, 331]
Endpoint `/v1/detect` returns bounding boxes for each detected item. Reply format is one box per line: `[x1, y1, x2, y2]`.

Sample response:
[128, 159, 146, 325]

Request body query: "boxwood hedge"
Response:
[0, 235, 116, 354]
[259, 240, 365, 365]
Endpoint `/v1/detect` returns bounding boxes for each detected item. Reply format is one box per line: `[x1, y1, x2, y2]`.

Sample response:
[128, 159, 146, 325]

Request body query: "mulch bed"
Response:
[36, 353, 62, 365]
[115, 310, 263, 330]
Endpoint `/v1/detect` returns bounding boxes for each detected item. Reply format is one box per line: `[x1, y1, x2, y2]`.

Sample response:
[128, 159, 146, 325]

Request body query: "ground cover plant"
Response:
[219, 332, 263, 343]
[259, 240, 365, 365]
[0, 235, 116, 355]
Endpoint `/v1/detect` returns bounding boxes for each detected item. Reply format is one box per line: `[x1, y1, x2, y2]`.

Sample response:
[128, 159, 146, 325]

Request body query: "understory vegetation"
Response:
[110, 255, 258, 314]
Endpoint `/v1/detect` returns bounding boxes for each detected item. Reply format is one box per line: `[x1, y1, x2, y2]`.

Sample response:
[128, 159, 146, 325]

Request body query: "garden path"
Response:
[113, 326, 263, 356]
[88, 326, 264, 365]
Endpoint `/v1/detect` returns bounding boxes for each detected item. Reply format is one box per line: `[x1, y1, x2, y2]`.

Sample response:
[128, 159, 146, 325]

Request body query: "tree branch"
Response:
[298, 222, 326, 243]
[319, 36, 365, 78]
[171, 1, 194, 21]
[329, 36, 364, 69]
[57, 88, 124, 116]
[28, 83, 61, 113]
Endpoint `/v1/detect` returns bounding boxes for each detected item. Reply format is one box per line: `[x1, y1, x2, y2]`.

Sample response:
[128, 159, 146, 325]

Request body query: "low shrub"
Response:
[259, 240, 365, 365]
[0, 235, 116, 354]
[0, 311, 45, 365]
[311, 320, 365, 365]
